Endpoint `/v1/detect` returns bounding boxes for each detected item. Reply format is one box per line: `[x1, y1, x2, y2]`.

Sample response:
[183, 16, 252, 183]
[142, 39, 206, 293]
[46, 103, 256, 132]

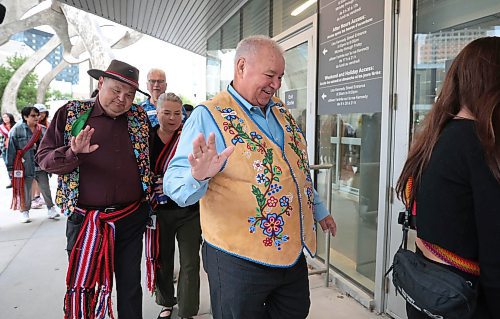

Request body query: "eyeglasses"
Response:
[148, 79, 166, 84]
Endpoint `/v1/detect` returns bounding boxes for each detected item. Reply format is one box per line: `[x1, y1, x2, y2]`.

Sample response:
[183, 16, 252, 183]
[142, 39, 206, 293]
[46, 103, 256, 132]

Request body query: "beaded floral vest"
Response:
[201, 91, 317, 266]
[56, 100, 152, 216]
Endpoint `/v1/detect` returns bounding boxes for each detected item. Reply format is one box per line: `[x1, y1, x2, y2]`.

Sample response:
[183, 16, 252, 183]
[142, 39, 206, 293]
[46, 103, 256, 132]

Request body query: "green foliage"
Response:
[0, 55, 39, 111]
[46, 89, 72, 101]
[177, 93, 194, 106]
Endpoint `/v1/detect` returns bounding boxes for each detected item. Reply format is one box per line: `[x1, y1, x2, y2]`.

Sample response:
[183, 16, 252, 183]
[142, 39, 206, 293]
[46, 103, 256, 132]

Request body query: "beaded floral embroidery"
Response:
[278, 106, 314, 210]
[57, 101, 151, 216]
[216, 104, 312, 250]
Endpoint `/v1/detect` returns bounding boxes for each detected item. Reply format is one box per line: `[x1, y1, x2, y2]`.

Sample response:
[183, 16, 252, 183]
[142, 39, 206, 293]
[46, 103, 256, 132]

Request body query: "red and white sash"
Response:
[11, 124, 42, 210]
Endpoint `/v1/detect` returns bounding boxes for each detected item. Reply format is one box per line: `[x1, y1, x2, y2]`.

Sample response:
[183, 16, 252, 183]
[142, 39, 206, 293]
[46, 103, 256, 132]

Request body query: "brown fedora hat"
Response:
[88, 59, 149, 97]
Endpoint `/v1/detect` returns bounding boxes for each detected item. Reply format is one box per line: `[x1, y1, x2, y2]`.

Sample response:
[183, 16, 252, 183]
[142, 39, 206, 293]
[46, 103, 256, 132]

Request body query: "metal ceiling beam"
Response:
[58, 0, 249, 56]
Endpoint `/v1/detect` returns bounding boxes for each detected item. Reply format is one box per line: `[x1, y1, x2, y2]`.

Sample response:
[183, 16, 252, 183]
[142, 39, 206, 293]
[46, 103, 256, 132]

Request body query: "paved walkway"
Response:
[0, 161, 383, 318]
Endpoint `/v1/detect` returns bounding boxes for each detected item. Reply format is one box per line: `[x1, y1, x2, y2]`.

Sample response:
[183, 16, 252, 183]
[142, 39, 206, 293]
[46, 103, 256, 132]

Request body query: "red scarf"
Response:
[145, 127, 181, 293]
[11, 124, 42, 210]
[0, 123, 9, 138]
[64, 201, 141, 319]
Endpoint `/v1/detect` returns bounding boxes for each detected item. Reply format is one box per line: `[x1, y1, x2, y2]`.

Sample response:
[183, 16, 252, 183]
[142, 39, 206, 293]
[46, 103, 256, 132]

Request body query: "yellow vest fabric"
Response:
[201, 91, 317, 266]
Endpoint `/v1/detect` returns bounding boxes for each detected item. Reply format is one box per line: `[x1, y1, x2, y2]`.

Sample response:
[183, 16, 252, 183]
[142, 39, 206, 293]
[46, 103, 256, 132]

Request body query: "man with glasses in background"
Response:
[141, 68, 167, 127]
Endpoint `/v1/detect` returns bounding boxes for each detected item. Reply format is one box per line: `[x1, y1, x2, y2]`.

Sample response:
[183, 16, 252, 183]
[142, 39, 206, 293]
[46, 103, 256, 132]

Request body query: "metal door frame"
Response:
[274, 15, 317, 160]
[384, 0, 415, 317]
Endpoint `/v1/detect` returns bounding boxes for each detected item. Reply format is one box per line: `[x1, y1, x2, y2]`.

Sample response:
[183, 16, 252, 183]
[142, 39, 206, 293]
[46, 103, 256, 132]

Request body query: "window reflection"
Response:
[412, 0, 500, 135]
[279, 42, 308, 136]
[316, 112, 380, 291]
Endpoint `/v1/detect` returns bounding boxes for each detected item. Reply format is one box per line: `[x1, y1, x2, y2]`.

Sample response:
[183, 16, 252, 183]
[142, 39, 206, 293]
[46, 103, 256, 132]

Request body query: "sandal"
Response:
[157, 307, 173, 319]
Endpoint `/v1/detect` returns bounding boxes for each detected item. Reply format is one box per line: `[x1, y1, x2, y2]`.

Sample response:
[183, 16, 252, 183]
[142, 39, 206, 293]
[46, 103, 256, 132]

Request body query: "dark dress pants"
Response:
[66, 203, 149, 319]
[202, 242, 310, 319]
[155, 207, 202, 318]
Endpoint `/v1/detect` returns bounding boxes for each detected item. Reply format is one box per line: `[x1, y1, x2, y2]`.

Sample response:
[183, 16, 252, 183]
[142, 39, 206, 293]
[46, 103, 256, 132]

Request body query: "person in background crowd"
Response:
[0, 112, 16, 188]
[150, 92, 201, 319]
[396, 37, 500, 319]
[6, 106, 59, 223]
[36, 59, 152, 319]
[182, 104, 194, 123]
[31, 103, 51, 208]
[35, 103, 50, 127]
[165, 35, 337, 319]
[141, 68, 167, 127]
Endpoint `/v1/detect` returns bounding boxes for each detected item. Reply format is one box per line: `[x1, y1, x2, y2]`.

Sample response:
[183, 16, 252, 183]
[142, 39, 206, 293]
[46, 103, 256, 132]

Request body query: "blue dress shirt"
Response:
[164, 85, 329, 222]
[140, 98, 159, 127]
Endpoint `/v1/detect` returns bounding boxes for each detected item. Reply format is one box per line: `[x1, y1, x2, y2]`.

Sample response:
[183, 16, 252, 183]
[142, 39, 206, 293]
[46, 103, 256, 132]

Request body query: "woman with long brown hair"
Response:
[396, 37, 500, 318]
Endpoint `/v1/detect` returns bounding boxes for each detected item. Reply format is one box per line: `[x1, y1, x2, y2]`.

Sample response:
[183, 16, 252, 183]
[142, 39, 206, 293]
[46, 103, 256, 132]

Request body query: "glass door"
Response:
[276, 18, 317, 158]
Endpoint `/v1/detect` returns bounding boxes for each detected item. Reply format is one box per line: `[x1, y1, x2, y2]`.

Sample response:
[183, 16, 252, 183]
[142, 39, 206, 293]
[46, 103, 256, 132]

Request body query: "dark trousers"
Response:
[66, 203, 149, 319]
[155, 207, 202, 318]
[24, 170, 54, 210]
[202, 243, 310, 319]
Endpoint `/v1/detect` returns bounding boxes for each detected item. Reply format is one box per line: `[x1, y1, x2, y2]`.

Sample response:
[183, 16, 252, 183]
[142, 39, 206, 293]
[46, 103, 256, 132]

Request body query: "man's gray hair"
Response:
[147, 68, 166, 79]
[157, 92, 183, 108]
[234, 35, 284, 64]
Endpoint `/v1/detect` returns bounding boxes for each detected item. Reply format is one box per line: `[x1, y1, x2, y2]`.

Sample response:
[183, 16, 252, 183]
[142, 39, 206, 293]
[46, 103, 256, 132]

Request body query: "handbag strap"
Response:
[398, 177, 416, 250]
[401, 177, 480, 276]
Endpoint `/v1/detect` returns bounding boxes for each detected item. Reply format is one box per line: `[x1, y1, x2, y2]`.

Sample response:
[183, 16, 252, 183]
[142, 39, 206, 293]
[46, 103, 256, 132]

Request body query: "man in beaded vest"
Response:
[37, 60, 152, 319]
[165, 35, 337, 319]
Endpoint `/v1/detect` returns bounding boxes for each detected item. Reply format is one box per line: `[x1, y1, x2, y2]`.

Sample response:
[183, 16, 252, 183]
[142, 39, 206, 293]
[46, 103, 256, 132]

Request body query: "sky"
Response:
[67, 14, 207, 105]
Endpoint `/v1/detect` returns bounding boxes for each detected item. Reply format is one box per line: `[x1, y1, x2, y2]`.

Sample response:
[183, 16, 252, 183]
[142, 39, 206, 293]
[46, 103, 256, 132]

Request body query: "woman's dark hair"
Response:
[183, 104, 194, 112]
[397, 36, 500, 205]
[2, 112, 16, 126]
[20, 106, 39, 123]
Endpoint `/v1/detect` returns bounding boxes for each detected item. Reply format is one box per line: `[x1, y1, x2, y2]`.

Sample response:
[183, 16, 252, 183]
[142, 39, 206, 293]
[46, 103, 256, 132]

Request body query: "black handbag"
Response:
[386, 206, 478, 319]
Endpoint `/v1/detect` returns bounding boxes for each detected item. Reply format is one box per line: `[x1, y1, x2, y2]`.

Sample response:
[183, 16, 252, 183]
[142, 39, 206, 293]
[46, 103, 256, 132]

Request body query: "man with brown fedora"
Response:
[37, 59, 153, 319]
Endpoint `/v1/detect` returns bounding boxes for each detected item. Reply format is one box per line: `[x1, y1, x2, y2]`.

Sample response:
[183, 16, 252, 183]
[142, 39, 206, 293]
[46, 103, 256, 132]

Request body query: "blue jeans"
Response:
[202, 243, 310, 319]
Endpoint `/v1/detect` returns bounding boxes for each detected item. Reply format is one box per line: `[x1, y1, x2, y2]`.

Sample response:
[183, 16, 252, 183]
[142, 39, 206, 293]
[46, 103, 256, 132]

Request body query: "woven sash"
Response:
[406, 177, 480, 276]
[145, 127, 181, 293]
[421, 240, 480, 276]
[10, 124, 42, 210]
[64, 201, 140, 319]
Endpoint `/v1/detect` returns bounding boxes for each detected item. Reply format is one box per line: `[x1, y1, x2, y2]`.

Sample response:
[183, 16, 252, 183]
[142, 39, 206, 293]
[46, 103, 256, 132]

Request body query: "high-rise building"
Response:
[11, 28, 79, 84]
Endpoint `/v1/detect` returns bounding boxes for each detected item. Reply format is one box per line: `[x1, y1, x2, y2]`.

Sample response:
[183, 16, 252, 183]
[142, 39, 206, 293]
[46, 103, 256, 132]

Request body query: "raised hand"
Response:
[188, 132, 234, 181]
[70, 125, 99, 154]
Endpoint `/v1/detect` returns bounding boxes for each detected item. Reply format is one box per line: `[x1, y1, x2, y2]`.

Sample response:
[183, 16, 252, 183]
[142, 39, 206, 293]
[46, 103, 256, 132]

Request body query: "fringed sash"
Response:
[64, 201, 141, 319]
[11, 124, 42, 210]
[145, 127, 181, 293]
[406, 177, 480, 276]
